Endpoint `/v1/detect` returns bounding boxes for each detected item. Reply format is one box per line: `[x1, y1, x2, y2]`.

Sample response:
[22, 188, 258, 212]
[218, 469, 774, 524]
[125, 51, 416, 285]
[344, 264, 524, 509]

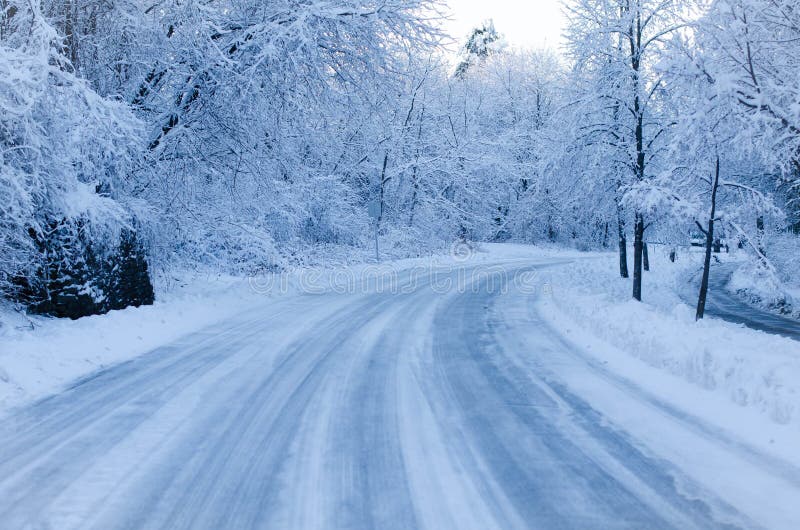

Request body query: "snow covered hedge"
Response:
[0, 2, 152, 317]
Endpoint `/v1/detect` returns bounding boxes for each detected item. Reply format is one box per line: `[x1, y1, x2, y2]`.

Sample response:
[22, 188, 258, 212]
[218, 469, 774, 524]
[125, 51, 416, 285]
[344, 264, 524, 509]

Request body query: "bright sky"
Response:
[440, 0, 567, 52]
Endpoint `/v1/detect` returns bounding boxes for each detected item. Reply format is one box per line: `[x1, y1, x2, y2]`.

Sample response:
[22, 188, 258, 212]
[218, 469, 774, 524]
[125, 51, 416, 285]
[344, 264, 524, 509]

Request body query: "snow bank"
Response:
[540, 249, 800, 427]
[0, 273, 278, 415]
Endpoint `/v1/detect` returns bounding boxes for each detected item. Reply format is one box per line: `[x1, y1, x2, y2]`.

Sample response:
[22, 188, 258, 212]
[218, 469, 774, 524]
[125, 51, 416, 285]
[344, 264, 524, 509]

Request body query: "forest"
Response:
[1, 0, 798, 318]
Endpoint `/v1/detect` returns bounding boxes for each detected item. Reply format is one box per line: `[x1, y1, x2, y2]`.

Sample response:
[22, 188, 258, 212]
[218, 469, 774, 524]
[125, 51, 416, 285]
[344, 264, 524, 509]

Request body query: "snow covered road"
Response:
[703, 264, 800, 341]
[0, 258, 797, 529]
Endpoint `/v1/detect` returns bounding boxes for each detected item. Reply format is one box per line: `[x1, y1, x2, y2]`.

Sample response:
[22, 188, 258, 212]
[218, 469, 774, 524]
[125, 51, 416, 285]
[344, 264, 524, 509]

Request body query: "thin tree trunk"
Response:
[632, 213, 644, 301]
[643, 242, 649, 271]
[64, 0, 80, 72]
[617, 210, 629, 278]
[697, 157, 720, 320]
[374, 153, 389, 262]
[408, 180, 418, 228]
[407, 107, 424, 227]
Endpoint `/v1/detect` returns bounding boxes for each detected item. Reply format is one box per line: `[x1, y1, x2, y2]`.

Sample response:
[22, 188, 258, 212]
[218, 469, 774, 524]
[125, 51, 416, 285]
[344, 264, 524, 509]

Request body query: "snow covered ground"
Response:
[0, 244, 798, 529]
[539, 248, 800, 429]
[0, 274, 272, 414]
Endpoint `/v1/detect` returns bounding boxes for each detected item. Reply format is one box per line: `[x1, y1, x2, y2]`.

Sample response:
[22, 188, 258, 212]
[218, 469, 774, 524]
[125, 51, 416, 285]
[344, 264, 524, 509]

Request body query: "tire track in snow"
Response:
[423, 266, 748, 529]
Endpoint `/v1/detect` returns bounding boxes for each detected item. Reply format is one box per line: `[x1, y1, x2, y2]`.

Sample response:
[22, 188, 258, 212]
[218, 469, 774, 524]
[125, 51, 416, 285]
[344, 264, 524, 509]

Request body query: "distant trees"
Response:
[454, 20, 501, 78]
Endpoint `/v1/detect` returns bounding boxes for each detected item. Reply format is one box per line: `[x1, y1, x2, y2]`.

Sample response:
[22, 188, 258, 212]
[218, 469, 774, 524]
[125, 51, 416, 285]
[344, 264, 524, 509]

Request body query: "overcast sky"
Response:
[440, 0, 567, 52]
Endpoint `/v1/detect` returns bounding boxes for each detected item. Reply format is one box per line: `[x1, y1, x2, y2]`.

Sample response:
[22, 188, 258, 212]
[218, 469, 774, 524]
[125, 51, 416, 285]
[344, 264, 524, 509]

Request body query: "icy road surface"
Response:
[703, 263, 800, 341]
[0, 259, 797, 529]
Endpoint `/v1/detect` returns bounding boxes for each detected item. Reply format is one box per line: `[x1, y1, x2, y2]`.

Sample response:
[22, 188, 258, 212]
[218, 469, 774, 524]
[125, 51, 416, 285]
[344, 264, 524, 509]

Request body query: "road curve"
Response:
[0, 260, 793, 529]
[686, 262, 800, 341]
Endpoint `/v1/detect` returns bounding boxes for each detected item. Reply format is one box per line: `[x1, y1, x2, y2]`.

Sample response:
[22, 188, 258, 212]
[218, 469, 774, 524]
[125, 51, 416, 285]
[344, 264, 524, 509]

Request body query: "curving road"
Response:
[0, 260, 796, 529]
[687, 263, 800, 341]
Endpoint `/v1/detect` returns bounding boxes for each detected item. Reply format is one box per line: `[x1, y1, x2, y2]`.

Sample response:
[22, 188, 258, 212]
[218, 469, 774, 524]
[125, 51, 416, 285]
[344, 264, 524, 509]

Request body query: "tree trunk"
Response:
[756, 215, 766, 258]
[643, 242, 650, 271]
[374, 153, 388, 262]
[64, 0, 80, 72]
[407, 105, 425, 227]
[629, 8, 646, 300]
[617, 211, 629, 278]
[697, 157, 720, 320]
[632, 213, 644, 301]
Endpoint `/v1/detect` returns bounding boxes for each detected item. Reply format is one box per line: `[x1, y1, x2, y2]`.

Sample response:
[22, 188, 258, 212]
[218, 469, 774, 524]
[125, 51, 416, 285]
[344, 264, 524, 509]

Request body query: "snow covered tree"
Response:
[565, 0, 689, 300]
[119, 0, 444, 270]
[661, 10, 786, 318]
[694, 0, 800, 235]
[454, 20, 502, 79]
[0, 0, 151, 317]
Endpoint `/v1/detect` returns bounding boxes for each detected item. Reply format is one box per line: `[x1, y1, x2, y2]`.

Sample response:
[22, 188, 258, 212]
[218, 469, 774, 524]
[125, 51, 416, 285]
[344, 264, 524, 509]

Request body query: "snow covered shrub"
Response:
[21, 219, 153, 319]
[0, 1, 151, 317]
[297, 175, 368, 248]
[767, 233, 800, 288]
[729, 233, 800, 318]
